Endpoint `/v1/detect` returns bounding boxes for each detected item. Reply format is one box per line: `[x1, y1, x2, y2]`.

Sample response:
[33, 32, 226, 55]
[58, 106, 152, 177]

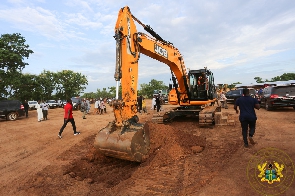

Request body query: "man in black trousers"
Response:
[234, 88, 260, 148]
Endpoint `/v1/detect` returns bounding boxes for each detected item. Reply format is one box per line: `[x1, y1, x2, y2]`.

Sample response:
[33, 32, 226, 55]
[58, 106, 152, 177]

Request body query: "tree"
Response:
[139, 79, 168, 98]
[228, 82, 241, 90]
[254, 73, 295, 83]
[37, 70, 56, 101]
[0, 33, 34, 98]
[12, 73, 39, 101]
[254, 77, 264, 83]
[271, 73, 295, 81]
[55, 70, 88, 99]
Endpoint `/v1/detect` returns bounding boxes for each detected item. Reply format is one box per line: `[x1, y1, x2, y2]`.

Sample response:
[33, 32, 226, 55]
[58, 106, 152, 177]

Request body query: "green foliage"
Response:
[55, 70, 88, 99]
[254, 73, 295, 83]
[271, 73, 295, 81]
[0, 33, 34, 98]
[228, 82, 241, 89]
[254, 77, 264, 83]
[0, 33, 34, 71]
[81, 86, 121, 100]
[138, 79, 168, 98]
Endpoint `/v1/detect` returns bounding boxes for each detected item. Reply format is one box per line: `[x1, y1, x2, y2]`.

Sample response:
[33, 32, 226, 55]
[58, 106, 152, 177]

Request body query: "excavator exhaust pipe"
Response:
[94, 121, 150, 162]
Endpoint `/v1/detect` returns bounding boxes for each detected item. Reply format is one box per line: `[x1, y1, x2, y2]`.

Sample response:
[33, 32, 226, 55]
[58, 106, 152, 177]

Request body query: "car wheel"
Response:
[265, 102, 272, 111]
[7, 112, 18, 121]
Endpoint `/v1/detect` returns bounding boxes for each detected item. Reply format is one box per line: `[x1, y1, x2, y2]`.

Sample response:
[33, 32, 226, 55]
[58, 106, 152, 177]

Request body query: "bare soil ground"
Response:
[0, 100, 295, 196]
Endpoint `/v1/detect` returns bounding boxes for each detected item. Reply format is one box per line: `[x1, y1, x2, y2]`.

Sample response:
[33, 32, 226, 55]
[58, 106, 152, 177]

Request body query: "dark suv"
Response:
[261, 85, 295, 110]
[71, 97, 82, 110]
[225, 88, 256, 103]
[0, 100, 25, 121]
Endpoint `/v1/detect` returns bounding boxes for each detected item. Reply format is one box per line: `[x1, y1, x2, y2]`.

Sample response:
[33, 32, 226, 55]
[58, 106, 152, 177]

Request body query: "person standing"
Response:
[155, 94, 161, 112]
[234, 88, 260, 148]
[99, 98, 105, 115]
[40, 101, 49, 120]
[142, 97, 147, 113]
[23, 100, 29, 118]
[103, 98, 107, 113]
[94, 99, 99, 114]
[151, 95, 156, 110]
[58, 98, 80, 139]
[36, 100, 43, 122]
[219, 91, 228, 109]
[137, 95, 143, 113]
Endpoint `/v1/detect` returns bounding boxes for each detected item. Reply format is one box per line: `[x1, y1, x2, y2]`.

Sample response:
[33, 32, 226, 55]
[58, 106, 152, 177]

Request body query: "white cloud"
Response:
[64, 12, 103, 29]
[2, 0, 295, 93]
[0, 6, 69, 40]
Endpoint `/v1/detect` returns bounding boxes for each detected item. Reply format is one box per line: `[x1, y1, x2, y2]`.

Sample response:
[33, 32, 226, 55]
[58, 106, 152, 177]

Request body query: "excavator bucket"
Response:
[94, 121, 150, 162]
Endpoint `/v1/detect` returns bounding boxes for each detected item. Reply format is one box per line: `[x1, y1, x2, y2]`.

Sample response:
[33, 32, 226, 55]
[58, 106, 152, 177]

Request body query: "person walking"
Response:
[234, 88, 260, 148]
[23, 100, 29, 118]
[58, 98, 80, 139]
[40, 101, 49, 120]
[82, 99, 88, 119]
[36, 100, 43, 122]
[85, 99, 90, 114]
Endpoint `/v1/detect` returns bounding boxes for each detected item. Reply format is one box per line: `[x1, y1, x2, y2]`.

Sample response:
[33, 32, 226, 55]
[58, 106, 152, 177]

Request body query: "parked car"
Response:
[47, 100, 58, 109]
[56, 100, 62, 108]
[28, 100, 38, 110]
[71, 97, 82, 110]
[225, 88, 256, 103]
[60, 100, 67, 108]
[260, 85, 295, 111]
[0, 100, 25, 121]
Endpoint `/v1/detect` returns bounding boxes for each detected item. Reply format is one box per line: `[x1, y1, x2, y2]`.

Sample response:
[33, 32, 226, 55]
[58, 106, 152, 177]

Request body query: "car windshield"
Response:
[231, 90, 242, 94]
[71, 98, 81, 103]
[29, 101, 37, 104]
[48, 100, 56, 103]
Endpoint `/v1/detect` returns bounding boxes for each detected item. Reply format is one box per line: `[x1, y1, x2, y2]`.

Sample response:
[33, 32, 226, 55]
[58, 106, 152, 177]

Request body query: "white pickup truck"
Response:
[28, 101, 38, 110]
[47, 100, 58, 109]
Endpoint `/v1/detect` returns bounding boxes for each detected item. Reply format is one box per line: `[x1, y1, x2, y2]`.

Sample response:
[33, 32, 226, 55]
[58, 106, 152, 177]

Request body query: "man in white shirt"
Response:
[40, 101, 49, 120]
[94, 99, 99, 114]
[219, 92, 228, 109]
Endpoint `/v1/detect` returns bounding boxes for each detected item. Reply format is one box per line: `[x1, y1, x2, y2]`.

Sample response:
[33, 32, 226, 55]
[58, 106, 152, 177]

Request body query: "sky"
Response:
[1, 0, 295, 93]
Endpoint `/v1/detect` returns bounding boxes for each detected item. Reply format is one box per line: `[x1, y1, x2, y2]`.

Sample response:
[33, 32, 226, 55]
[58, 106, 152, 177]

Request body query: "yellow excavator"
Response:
[94, 6, 219, 162]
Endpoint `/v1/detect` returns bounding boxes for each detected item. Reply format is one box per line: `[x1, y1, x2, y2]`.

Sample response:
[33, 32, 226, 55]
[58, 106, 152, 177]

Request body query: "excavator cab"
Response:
[188, 69, 215, 101]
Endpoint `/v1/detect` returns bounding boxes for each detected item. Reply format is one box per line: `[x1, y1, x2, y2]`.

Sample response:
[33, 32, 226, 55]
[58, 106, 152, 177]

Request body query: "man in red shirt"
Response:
[58, 98, 80, 139]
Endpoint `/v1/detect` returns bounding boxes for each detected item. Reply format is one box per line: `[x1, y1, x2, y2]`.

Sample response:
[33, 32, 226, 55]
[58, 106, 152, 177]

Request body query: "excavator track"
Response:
[198, 106, 221, 126]
[152, 106, 223, 126]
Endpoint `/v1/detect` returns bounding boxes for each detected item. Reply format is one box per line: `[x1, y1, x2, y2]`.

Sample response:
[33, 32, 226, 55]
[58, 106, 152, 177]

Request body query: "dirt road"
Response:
[0, 100, 294, 196]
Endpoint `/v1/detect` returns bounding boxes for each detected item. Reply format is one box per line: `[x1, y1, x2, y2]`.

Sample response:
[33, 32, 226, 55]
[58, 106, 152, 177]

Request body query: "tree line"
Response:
[0, 33, 88, 101]
[82, 79, 169, 100]
[254, 73, 295, 83]
[0, 33, 168, 101]
[9, 33, 293, 102]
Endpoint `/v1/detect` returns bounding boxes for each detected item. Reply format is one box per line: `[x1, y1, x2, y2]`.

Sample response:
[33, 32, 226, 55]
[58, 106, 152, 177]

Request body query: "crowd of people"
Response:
[22, 95, 165, 123]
